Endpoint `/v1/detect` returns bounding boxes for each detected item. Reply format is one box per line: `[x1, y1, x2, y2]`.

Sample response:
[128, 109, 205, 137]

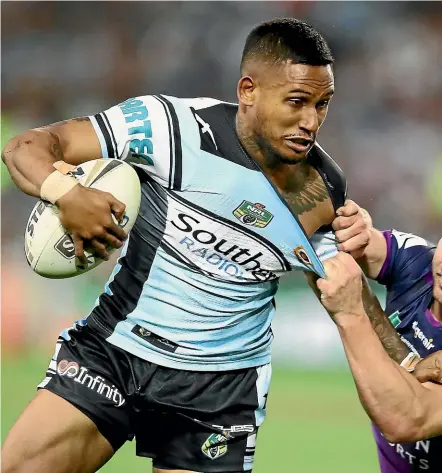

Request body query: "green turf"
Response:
[1, 353, 379, 472]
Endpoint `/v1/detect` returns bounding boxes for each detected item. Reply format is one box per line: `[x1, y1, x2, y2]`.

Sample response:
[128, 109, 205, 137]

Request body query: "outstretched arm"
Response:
[317, 253, 442, 443]
[306, 271, 413, 366]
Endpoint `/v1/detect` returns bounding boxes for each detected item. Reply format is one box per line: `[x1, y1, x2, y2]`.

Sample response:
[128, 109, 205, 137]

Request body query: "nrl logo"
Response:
[233, 201, 273, 228]
[201, 433, 228, 460]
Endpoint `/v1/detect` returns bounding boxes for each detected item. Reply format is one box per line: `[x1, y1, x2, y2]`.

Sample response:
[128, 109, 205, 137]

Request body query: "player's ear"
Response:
[237, 75, 256, 106]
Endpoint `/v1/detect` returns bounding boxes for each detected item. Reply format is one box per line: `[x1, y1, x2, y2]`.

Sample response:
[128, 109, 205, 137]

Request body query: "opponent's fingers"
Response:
[413, 366, 442, 384]
[336, 200, 359, 217]
[338, 231, 371, 253]
[90, 238, 110, 261]
[332, 214, 359, 231]
[335, 222, 366, 243]
[72, 234, 88, 266]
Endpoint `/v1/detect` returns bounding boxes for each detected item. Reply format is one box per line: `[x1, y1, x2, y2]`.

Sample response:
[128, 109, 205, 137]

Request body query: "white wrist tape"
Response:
[40, 162, 79, 204]
[400, 352, 421, 373]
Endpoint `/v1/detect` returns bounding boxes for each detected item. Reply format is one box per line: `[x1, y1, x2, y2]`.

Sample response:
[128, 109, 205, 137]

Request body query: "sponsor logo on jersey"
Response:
[56, 359, 125, 407]
[212, 424, 254, 434]
[388, 310, 401, 328]
[293, 245, 312, 266]
[412, 321, 435, 350]
[202, 433, 228, 460]
[233, 201, 273, 228]
[169, 209, 280, 282]
[119, 98, 154, 165]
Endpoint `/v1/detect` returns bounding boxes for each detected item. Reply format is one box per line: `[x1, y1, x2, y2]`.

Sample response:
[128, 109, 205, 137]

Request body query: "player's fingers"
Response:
[332, 214, 358, 231]
[72, 234, 88, 266]
[102, 232, 124, 251]
[336, 200, 359, 217]
[105, 219, 127, 242]
[109, 198, 126, 223]
[90, 238, 110, 261]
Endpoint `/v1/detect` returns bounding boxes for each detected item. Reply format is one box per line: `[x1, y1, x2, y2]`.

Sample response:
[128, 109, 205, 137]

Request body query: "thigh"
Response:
[137, 363, 272, 472]
[2, 325, 135, 473]
[1, 390, 114, 473]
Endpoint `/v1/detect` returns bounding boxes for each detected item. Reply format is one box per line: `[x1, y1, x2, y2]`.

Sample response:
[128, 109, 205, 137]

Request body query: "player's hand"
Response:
[332, 200, 372, 259]
[316, 252, 365, 319]
[56, 185, 127, 264]
[413, 351, 442, 384]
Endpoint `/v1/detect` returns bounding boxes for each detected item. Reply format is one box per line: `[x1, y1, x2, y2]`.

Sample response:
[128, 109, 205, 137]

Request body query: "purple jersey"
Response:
[373, 230, 439, 473]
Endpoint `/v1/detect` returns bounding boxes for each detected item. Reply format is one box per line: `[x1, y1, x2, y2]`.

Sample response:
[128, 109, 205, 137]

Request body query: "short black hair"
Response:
[241, 18, 334, 71]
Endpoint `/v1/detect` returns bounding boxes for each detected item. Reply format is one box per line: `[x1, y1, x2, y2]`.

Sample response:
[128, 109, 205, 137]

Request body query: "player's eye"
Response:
[316, 100, 330, 109]
[288, 98, 304, 106]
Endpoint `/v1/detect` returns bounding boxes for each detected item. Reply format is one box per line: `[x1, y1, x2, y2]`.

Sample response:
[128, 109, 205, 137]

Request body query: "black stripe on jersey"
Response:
[94, 114, 115, 159]
[158, 95, 182, 190]
[88, 179, 168, 334]
[102, 112, 118, 158]
[152, 95, 174, 189]
[88, 159, 124, 187]
[169, 191, 291, 272]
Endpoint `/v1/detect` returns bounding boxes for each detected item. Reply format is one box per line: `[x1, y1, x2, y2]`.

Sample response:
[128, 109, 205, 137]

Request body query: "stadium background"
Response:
[1, 2, 442, 472]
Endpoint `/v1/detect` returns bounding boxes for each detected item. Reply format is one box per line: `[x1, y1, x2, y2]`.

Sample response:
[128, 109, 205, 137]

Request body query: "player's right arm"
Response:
[1, 117, 127, 261]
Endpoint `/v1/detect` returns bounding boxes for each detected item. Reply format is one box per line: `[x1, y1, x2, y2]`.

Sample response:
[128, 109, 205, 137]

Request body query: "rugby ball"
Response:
[24, 159, 141, 278]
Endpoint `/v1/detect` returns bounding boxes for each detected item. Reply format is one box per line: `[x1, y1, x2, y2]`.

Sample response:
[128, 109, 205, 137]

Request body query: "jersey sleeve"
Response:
[89, 95, 179, 188]
[376, 230, 435, 288]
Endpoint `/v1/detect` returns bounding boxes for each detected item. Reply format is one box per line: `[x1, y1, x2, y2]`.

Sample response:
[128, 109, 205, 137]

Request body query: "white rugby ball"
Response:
[24, 158, 141, 278]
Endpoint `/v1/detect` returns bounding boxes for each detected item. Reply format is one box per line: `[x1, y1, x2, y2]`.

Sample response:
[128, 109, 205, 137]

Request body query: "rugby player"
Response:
[317, 230, 442, 473]
[1, 18, 383, 473]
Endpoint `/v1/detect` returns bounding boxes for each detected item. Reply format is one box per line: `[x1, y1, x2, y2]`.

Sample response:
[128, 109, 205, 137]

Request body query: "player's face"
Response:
[432, 238, 442, 303]
[254, 62, 334, 164]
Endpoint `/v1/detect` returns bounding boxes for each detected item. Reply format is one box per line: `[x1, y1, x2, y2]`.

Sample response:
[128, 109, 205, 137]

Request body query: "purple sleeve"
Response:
[376, 230, 393, 284]
[376, 230, 434, 288]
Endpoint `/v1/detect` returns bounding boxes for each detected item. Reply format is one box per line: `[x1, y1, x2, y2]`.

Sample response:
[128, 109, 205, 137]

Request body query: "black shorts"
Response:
[38, 324, 271, 472]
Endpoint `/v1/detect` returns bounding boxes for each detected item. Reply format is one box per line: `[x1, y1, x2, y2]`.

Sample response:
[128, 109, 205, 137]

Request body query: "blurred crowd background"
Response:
[2, 1, 442, 362]
[2, 3, 442, 472]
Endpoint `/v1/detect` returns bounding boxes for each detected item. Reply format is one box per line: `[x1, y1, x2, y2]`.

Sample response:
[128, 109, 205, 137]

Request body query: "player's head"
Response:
[432, 238, 442, 303]
[238, 18, 334, 164]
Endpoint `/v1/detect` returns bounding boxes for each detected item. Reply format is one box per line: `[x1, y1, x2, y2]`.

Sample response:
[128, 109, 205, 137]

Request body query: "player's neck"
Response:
[235, 115, 306, 188]
[429, 299, 442, 323]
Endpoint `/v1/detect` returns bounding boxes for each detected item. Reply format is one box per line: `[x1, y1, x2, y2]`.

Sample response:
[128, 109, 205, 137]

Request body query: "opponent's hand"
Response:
[413, 351, 442, 384]
[56, 185, 127, 264]
[332, 200, 372, 259]
[316, 252, 365, 319]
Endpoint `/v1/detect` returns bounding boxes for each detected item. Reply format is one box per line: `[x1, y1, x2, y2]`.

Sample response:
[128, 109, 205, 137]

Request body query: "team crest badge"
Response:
[233, 201, 273, 228]
[201, 433, 228, 460]
[293, 245, 312, 266]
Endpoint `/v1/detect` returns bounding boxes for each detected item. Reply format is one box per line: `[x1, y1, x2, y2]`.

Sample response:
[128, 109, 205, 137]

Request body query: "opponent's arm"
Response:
[306, 269, 412, 366]
[2, 118, 126, 260]
[317, 254, 442, 442]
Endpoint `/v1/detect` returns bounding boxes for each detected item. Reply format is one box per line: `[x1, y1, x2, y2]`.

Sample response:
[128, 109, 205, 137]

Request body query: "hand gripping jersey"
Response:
[373, 230, 440, 473]
[69, 95, 346, 371]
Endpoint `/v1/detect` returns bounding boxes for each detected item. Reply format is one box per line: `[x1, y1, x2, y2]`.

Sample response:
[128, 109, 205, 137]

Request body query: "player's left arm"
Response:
[316, 253, 442, 442]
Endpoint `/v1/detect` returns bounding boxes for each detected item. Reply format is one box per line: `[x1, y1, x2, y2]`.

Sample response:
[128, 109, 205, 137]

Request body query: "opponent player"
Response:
[317, 230, 442, 473]
[2, 19, 378, 473]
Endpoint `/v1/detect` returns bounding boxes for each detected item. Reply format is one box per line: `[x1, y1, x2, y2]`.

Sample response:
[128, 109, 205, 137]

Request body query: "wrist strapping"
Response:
[400, 352, 421, 373]
[40, 161, 79, 204]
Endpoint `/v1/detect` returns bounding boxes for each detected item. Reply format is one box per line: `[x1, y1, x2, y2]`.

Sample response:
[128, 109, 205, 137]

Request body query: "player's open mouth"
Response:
[285, 138, 312, 153]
